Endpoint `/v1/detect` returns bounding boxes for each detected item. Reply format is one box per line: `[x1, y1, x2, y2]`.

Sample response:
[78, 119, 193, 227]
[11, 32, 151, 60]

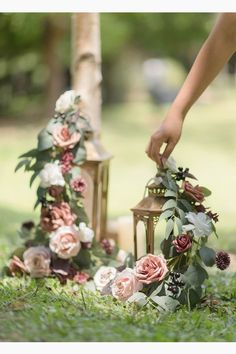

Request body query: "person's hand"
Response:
[146, 112, 184, 167]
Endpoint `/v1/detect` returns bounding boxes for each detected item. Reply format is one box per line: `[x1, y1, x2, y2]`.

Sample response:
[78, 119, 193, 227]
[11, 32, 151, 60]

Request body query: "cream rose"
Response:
[52, 125, 81, 149]
[39, 162, 65, 188]
[78, 222, 94, 243]
[94, 266, 117, 291]
[186, 212, 212, 237]
[49, 225, 81, 259]
[134, 254, 168, 284]
[111, 268, 143, 302]
[55, 90, 77, 114]
[23, 246, 51, 278]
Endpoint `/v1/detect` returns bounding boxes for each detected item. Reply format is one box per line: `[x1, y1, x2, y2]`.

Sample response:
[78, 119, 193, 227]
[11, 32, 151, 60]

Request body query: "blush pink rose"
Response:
[53, 125, 81, 149]
[23, 246, 51, 278]
[49, 225, 81, 259]
[111, 268, 143, 302]
[134, 254, 168, 285]
[172, 234, 192, 253]
[40, 202, 77, 232]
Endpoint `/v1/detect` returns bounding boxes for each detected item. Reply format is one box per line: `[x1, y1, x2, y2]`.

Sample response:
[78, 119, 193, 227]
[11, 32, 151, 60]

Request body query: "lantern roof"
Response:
[131, 182, 167, 215]
[85, 138, 113, 162]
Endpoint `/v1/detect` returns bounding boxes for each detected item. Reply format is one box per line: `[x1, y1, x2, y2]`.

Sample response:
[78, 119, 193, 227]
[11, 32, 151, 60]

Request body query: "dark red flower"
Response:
[172, 234, 192, 253]
[216, 251, 230, 270]
[182, 181, 205, 203]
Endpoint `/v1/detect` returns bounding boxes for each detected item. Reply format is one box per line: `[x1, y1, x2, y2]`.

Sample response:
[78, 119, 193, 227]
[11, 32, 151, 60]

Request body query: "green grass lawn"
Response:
[0, 84, 236, 342]
[0, 273, 235, 342]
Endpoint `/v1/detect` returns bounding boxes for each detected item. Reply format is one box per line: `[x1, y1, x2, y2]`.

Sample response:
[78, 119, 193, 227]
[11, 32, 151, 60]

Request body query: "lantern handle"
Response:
[142, 167, 166, 198]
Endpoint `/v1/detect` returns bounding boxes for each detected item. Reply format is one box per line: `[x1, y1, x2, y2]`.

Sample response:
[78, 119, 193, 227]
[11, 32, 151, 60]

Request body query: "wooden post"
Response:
[71, 13, 102, 138]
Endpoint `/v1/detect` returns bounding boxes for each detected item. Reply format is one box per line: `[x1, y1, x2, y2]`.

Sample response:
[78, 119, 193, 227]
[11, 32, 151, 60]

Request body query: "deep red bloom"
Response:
[172, 234, 192, 253]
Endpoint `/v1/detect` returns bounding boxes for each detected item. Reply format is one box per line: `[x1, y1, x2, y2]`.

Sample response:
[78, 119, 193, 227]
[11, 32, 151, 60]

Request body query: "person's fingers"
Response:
[161, 141, 176, 166]
[145, 139, 152, 154]
[150, 138, 163, 166]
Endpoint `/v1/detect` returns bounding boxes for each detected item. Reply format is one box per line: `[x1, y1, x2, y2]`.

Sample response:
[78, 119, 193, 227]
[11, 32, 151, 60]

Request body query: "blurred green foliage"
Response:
[0, 13, 214, 117]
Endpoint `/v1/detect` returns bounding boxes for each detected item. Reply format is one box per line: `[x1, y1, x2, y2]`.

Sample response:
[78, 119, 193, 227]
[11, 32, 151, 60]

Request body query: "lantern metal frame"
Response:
[131, 181, 168, 260]
[81, 136, 112, 241]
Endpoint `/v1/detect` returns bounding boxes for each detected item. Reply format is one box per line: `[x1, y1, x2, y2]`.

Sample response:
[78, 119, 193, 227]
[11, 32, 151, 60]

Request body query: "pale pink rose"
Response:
[53, 125, 81, 149]
[40, 202, 77, 232]
[23, 246, 51, 278]
[111, 268, 143, 302]
[134, 254, 168, 285]
[9, 255, 27, 276]
[49, 225, 81, 259]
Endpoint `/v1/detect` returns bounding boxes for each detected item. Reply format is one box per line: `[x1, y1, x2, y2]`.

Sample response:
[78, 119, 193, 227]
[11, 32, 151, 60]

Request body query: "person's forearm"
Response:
[169, 14, 236, 118]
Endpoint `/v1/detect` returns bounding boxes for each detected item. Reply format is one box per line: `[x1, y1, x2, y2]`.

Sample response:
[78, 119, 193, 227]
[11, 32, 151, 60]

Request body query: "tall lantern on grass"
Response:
[81, 134, 112, 241]
[131, 175, 169, 260]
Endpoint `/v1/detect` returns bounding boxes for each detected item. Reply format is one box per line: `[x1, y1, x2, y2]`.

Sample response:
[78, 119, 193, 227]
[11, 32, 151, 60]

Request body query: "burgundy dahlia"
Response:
[215, 251, 230, 270]
[172, 234, 192, 253]
[60, 151, 74, 174]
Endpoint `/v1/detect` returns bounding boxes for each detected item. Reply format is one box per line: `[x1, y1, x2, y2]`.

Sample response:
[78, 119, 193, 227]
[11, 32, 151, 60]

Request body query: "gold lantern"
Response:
[131, 178, 168, 260]
[81, 135, 112, 241]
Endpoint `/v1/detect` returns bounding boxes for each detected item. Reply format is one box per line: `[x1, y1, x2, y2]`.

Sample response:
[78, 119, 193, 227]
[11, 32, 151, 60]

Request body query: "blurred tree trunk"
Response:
[71, 13, 102, 138]
[43, 15, 66, 117]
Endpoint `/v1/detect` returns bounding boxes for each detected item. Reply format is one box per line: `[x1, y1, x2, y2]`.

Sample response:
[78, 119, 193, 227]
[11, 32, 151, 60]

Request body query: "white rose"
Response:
[186, 212, 212, 237]
[164, 156, 178, 172]
[116, 249, 128, 264]
[78, 222, 94, 243]
[94, 266, 117, 291]
[49, 225, 81, 259]
[23, 246, 51, 278]
[55, 90, 77, 114]
[39, 162, 65, 188]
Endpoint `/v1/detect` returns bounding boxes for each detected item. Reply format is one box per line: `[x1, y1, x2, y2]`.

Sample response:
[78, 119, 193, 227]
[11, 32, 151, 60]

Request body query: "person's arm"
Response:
[146, 13, 236, 166]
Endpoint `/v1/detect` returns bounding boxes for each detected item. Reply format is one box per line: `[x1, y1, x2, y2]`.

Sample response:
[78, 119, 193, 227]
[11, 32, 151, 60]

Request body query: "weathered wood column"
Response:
[71, 13, 112, 241]
[71, 13, 102, 138]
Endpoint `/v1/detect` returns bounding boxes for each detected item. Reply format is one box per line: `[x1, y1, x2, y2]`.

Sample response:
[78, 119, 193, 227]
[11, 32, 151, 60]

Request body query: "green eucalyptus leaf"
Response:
[175, 217, 183, 234]
[178, 199, 193, 212]
[162, 199, 177, 210]
[73, 144, 86, 164]
[15, 159, 30, 172]
[30, 171, 39, 187]
[199, 246, 216, 267]
[165, 218, 174, 239]
[127, 292, 148, 307]
[151, 295, 179, 312]
[176, 207, 187, 224]
[164, 190, 177, 198]
[184, 264, 208, 288]
[19, 149, 38, 158]
[200, 186, 212, 197]
[71, 166, 81, 178]
[37, 129, 53, 151]
[159, 209, 174, 222]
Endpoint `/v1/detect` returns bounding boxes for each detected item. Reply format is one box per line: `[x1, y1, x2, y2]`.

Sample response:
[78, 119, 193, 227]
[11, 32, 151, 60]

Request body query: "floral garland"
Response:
[5, 91, 129, 285]
[93, 158, 231, 311]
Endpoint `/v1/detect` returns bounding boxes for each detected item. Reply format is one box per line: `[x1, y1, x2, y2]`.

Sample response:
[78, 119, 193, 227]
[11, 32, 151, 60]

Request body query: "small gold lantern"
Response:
[81, 135, 112, 241]
[131, 177, 168, 260]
